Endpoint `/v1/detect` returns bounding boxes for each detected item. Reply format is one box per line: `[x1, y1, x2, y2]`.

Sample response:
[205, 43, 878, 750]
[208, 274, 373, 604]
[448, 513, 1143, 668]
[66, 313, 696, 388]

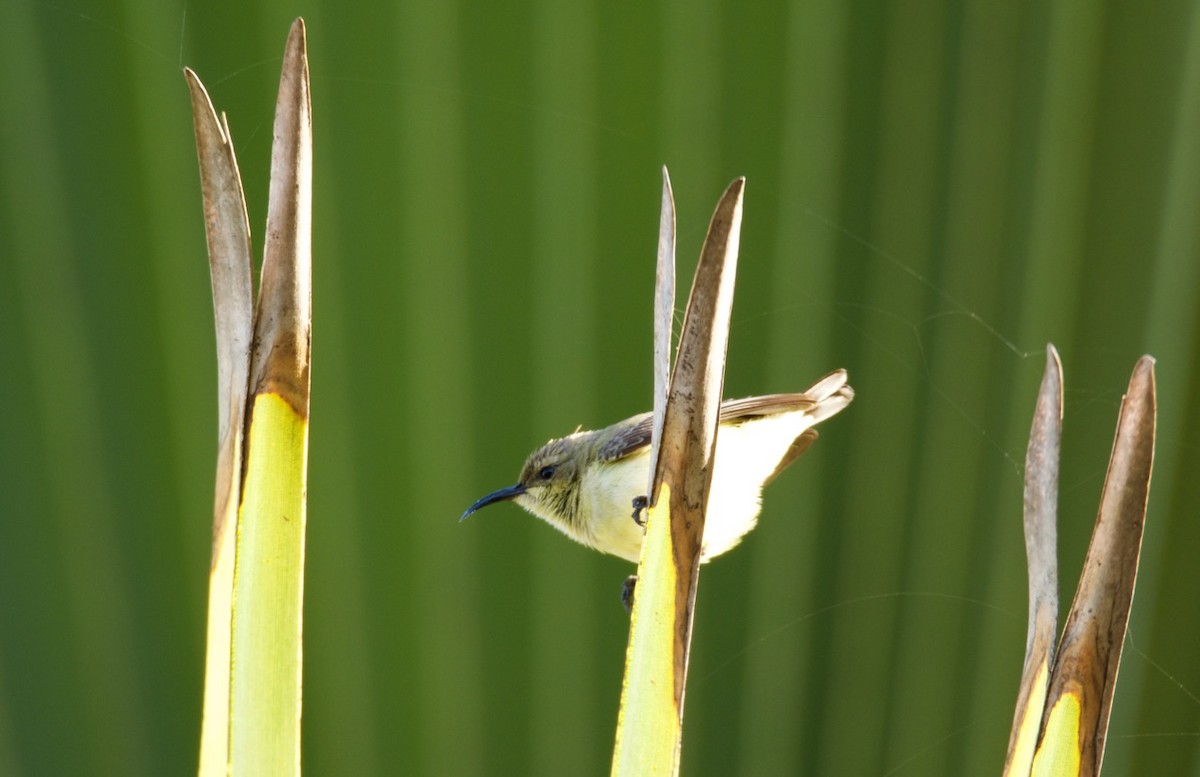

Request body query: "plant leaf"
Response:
[227, 19, 312, 776]
[184, 58, 254, 777]
[1003, 344, 1062, 776]
[647, 166, 676, 500]
[246, 18, 313, 412]
[189, 18, 312, 777]
[1031, 355, 1155, 776]
[182, 68, 254, 555]
[612, 178, 744, 777]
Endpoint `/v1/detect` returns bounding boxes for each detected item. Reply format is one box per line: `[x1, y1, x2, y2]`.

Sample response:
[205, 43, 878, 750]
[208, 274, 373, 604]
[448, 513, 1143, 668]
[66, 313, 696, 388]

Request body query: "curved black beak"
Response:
[460, 483, 526, 521]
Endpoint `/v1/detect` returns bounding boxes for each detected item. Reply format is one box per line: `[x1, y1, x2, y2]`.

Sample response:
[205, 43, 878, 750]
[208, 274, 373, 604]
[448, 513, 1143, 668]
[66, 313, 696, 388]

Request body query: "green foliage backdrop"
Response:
[1, 0, 1198, 774]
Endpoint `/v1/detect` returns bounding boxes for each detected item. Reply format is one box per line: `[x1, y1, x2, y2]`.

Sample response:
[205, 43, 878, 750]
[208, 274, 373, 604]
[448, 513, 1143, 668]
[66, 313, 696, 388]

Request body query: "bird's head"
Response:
[460, 434, 587, 528]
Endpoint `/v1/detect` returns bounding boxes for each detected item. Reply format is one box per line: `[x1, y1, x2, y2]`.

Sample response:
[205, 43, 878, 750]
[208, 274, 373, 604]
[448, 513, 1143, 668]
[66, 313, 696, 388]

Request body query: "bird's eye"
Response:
[538, 465, 556, 480]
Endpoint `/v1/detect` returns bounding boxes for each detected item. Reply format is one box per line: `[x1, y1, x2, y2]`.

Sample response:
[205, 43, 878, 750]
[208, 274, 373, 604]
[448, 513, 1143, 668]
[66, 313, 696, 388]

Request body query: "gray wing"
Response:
[715, 393, 818, 421]
[596, 413, 654, 462]
[593, 397, 807, 463]
[594, 370, 851, 463]
[719, 369, 849, 421]
[594, 397, 817, 463]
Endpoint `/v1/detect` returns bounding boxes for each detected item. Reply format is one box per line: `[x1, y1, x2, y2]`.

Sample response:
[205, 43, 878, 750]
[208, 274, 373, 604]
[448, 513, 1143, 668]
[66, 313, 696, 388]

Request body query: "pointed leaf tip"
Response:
[1033, 352, 1156, 774]
[249, 16, 312, 415]
[649, 167, 677, 500]
[1004, 343, 1064, 775]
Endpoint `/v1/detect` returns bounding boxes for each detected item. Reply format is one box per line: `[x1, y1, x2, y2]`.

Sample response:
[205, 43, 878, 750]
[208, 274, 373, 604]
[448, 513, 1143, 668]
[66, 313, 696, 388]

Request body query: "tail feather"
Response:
[766, 369, 853, 482]
[752, 369, 854, 485]
[804, 369, 854, 425]
[764, 428, 820, 486]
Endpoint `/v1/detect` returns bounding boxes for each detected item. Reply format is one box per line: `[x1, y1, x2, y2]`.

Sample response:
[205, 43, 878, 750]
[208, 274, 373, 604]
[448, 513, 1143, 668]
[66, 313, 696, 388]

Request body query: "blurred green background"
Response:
[2, 0, 1199, 774]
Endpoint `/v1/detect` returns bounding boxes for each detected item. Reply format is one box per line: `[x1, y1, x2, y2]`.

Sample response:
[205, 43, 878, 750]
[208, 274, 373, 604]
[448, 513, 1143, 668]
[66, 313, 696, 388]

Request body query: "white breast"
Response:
[577, 409, 819, 563]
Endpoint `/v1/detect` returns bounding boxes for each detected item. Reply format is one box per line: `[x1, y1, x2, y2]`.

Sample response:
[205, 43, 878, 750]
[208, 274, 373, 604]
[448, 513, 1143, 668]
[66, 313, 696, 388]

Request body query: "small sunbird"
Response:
[461, 369, 853, 564]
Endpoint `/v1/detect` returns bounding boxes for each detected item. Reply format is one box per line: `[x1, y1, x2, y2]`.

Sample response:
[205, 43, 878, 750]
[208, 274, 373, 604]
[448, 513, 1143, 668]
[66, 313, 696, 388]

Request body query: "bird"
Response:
[461, 369, 853, 565]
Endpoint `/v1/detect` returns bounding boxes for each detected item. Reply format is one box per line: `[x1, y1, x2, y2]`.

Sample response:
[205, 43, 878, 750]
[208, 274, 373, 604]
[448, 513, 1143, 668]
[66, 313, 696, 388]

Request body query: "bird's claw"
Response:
[631, 495, 648, 527]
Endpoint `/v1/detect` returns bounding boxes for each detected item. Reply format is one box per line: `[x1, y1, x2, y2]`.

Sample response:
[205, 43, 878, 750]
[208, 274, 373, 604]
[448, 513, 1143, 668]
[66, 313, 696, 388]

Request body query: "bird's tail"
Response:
[803, 369, 855, 425]
[760, 369, 853, 485]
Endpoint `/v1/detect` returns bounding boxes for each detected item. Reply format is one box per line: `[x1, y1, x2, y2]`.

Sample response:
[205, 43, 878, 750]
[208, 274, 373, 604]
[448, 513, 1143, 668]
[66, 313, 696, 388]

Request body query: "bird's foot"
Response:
[631, 495, 648, 527]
